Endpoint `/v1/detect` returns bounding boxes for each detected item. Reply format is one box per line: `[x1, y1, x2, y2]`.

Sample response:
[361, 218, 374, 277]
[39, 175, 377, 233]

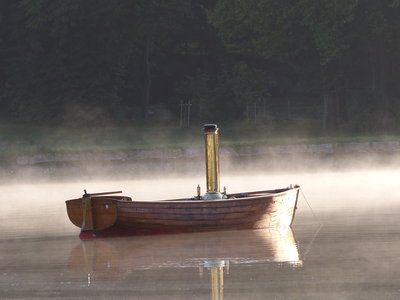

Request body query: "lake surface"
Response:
[1, 168, 400, 299]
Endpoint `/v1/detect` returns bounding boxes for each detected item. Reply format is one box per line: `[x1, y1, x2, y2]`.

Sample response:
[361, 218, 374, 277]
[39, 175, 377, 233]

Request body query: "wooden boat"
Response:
[66, 124, 300, 239]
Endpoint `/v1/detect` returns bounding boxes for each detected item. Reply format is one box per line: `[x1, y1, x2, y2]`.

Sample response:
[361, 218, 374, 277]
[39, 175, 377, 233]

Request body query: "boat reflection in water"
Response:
[69, 227, 302, 299]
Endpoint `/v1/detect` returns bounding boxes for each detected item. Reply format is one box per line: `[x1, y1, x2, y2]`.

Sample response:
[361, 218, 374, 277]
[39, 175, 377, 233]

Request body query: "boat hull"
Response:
[66, 187, 299, 238]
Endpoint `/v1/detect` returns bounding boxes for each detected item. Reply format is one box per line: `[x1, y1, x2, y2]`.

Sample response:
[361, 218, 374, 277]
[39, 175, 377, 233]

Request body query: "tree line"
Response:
[0, 0, 399, 133]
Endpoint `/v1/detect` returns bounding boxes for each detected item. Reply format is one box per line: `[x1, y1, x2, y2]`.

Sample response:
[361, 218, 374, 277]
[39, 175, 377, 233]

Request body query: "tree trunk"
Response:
[112, 55, 129, 119]
[368, 39, 377, 93]
[144, 37, 151, 120]
[321, 61, 347, 130]
[323, 92, 338, 130]
[368, 33, 390, 129]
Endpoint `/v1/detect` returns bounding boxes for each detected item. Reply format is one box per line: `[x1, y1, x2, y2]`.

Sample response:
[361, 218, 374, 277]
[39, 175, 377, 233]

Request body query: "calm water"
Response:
[1, 169, 400, 299]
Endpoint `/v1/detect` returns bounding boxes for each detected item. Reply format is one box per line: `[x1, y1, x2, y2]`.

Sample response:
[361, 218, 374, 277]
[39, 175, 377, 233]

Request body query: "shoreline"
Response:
[4, 140, 400, 167]
[1, 141, 399, 183]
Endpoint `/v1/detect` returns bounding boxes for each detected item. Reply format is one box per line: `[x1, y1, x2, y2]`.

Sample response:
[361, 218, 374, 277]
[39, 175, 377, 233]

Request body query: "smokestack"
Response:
[203, 124, 223, 200]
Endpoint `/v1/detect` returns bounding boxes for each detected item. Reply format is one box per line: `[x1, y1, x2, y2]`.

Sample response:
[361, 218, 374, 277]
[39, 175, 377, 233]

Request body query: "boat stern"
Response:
[66, 196, 120, 237]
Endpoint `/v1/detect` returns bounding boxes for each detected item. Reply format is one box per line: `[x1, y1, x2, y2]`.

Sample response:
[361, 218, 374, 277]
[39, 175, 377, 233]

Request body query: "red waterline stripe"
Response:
[79, 228, 184, 239]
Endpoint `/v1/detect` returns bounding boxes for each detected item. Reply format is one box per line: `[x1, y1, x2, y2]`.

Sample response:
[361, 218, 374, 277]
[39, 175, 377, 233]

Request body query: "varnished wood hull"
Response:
[66, 187, 299, 238]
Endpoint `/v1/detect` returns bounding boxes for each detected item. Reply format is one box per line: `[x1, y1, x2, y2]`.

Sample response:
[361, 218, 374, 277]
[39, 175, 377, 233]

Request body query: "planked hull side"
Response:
[114, 188, 299, 232]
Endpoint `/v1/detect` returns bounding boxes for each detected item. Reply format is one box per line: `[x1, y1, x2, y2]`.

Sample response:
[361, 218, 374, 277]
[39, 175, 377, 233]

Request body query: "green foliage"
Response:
[176, 73, 209, 103]
[297, 0, 358, 64]
[392, 0, 400, 7]
[0, 0, 399, 135]
[210, 0, 358, 64]
[208, 0, 299, 57]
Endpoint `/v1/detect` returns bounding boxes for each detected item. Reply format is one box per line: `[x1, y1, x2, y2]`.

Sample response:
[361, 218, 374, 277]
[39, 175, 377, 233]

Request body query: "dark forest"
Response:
[1, 0, 399, 134]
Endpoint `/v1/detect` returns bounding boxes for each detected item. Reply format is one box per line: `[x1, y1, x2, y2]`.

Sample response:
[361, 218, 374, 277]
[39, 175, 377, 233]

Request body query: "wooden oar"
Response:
[84, 190, 122, 196]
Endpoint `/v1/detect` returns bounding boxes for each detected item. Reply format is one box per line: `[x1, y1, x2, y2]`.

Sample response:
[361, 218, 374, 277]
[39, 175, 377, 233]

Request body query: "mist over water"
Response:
[1, 162, 400, 239]
[1, 160, 400, 299]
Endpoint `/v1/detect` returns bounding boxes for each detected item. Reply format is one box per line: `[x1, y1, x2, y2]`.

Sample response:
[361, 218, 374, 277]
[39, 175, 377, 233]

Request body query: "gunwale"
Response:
[113, 188, 293, 204]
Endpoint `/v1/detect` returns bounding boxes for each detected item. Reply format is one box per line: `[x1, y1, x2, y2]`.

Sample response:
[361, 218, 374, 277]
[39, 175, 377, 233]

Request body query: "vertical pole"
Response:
[180, 100, 183, 128]
[199, 98, 203, 121]
[204, 124, 220, 194]
[263, 98, 266, 118]
[187, 100, 191, 128]
[183, 102, 186, 127]
[254, 102, 257, 123]
[82, 194, 94, 231]
[246, 102, 249, 122]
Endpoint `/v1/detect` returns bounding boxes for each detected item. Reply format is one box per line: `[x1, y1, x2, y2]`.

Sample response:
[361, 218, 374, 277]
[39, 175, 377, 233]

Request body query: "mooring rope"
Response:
[300, 188, 319, 221]
[302, 222, 323, 261]
[299, 187, 323, 261]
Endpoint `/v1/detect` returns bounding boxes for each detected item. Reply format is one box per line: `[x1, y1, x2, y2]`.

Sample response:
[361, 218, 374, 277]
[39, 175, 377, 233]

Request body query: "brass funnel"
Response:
[203, 124, 223, 200]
